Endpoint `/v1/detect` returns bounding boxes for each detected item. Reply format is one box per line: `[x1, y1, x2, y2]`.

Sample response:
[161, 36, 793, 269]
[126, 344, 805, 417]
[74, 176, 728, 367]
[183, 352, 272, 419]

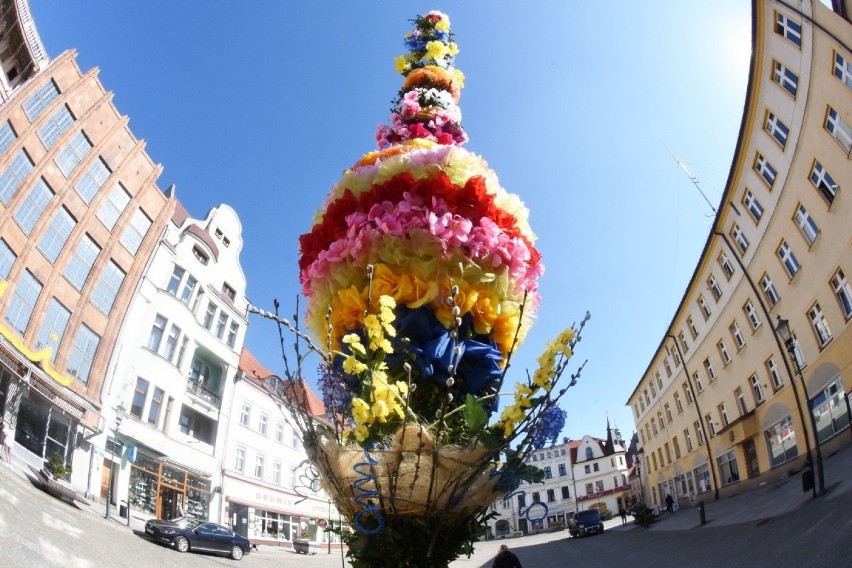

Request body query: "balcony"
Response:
[185, 378, 221, 409]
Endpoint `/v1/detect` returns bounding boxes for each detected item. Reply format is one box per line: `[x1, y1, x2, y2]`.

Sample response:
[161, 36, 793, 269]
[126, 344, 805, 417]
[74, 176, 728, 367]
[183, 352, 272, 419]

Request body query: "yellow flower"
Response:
[447, 42, 459, 56]
[342, 356, 368, 375]
[395, 55, 410, 74]
[556, 327, 576, 345]
[452, 68, 465, 89]
[352, 424, 371, 442]
[425, 40, 448, 61]
[532, 368, 554, 390]
[352, 398, 372, 425]
[342, 334, 366, 356]
[434, 18, 450, 32]
[372, 400, 391, 423]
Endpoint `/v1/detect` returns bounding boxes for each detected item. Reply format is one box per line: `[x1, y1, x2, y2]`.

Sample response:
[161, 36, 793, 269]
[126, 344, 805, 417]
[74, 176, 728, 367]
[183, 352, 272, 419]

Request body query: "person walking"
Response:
[493, 544, 522, 568]
[665, 493, 675, 514]
[619, 507, 627, 524]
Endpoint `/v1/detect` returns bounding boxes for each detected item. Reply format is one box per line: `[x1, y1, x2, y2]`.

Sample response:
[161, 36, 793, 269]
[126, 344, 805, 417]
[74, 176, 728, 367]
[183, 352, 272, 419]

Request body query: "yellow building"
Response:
[627, 0, 851, 507]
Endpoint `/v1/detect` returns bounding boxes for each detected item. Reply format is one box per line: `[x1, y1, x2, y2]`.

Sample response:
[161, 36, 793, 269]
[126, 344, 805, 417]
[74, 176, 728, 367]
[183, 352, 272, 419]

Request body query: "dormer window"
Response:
[192, 245, 209, 265]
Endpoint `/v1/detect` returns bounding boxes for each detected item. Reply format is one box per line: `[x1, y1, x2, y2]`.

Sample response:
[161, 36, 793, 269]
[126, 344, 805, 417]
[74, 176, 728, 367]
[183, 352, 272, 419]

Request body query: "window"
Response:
[730, 321, 745, 349]
[166, 266, 184, 296]
[176, 336, 189, 369]
[695, 421, 705, 446]
[0, 121, 14, 157]
[766, 357, 783, 390]
[0, 149, 34, 204]
[148, 387, 164, 425]
[835, 52, 852, 89]
[192, 246, 209, 265]
[743, 300, 761, 330]
[687, 316, 698, 339]
[794, 204, 819, 245]
[273, 461, 282, 485]
[34, 298, 70, 361]
[742, 190, 764, 224]
[777, 241, 800, 279]
[708, 275, 722, 301]
[148, 315, 167, 352]
[790, 332, 806, 369]
[685, 428, 693, 452]
[664, 403, 672, 423]
[760, 273, 780, 307]
[240, 403, 251, 426]
[698, 295, 711, 319]
[255, 455, 265, 479]
[54, 131, 91, 176]
[674, 391, 683, 413]
[38, 207, 75, 263]
[673, 347, 681, 367]
[831, 269, 852, 319]
[37, 106, 75, 149]
[707, 414, 717, 437]
[683, 381, 694, 404]
[736, 387, 748, 415]
[561, 486, 570, 499]
[227, 321, 239, 348]
[764, 112, 789, 148]
[585, 447, 593, 460]
[543, 466, 552, 479]
[64, 235, 100, 290]
[717, 449, 740, 486]
[558, 463, 567, 476]
[774, 12, 801, 47]
[5, 270, 42, 333]
[664, 358, 672, 377]
[678, 330, 689, 353]
[23, 80, 59, 120]
[810, 161, 838, 205]
[67, 324, 100, 383]
[825, 107, 852, 153]
[729, 226, 749, 258]
[0, 238, 16, 279]
[235, 447, 245, 473]
[650, 379, 657, 398]
[772, 60, 798, 96]
[750, 374, 765, 405]
[96, 184, 130, 230]
[812, 378, 850, 443]
[130, 377, 150, 419]
[180, 275, 198, 306]
[91, 261, 125, 314]
[163, 324, 181, 361]
[216, 313, 228, 340]
[259, 412, 269, 436]
[74, 157, 110, 204]
[203, 301, 217, 329]
[120, 208, 151, 254]
[718, 252, 735, 279]
[275, 422, 285, 444]
[704, 358, 717, 381]
[222, 283, 236, 301]
[765, 415, 798, 467]
[694, 370, 705, 393]
[14, 178, 53, 234]
[809, 302, 832, 347]
[754, 154, 777, 188]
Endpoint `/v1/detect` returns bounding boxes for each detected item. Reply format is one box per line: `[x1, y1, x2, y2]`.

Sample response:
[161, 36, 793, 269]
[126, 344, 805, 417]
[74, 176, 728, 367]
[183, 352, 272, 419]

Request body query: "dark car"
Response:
[144, 517, 251, 560]
[568, 509, 604, 538]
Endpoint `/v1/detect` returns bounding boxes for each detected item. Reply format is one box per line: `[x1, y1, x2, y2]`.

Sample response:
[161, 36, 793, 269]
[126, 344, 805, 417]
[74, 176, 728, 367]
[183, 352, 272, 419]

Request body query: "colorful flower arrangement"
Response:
[264, 11, 589, 568]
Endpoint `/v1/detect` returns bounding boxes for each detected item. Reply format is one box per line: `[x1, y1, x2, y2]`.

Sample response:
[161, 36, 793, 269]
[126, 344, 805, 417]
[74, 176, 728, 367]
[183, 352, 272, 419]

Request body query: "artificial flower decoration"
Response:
[258, 11, 589, 568]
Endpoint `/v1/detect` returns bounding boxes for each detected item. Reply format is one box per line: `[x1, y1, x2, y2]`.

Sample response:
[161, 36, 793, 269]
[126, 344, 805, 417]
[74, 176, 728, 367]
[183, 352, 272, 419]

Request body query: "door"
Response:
[159, 485, 184, 520]
[231, 503, 249, 537]
[100, 458, 113, 502]
[743, 439, 760, 479]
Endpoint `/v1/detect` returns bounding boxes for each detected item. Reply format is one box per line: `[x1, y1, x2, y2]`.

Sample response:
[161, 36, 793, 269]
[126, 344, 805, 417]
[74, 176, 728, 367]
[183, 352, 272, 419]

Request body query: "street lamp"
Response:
[635, 461, 648, 527]
[105, 402, 126, 520]
[774, 316, 825, 497]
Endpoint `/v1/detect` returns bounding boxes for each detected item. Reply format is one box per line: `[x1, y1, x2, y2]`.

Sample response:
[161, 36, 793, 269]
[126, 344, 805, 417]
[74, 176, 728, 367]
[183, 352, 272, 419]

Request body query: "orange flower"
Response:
[329, 286, 368, 342]
[403, 66, 460, 102]
[469, 291, 500, 335]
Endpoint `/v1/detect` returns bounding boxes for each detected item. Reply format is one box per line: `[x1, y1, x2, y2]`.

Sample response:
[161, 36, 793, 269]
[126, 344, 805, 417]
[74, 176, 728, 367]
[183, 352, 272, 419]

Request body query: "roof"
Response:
[238, 348, 325, 417]
[172, 199, 190, 227]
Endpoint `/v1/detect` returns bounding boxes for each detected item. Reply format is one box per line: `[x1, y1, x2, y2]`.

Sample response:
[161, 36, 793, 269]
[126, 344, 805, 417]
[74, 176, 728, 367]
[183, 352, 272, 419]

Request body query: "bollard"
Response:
[698, 501, 706, 525]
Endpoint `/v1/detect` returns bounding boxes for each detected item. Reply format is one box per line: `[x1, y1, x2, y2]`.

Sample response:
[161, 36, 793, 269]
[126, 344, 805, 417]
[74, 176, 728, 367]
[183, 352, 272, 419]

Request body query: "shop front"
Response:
[128, 447, 212, 520]
[222, 473, 344, 550]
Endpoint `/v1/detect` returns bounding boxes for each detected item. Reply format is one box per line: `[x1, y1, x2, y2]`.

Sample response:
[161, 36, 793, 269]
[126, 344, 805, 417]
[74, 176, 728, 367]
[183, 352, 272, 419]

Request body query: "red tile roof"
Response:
[238, 348, 325, 417]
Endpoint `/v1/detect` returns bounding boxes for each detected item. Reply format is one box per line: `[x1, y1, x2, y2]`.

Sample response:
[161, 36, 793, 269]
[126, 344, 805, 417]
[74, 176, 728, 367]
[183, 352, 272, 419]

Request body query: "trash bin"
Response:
[802, 467, 814, 493]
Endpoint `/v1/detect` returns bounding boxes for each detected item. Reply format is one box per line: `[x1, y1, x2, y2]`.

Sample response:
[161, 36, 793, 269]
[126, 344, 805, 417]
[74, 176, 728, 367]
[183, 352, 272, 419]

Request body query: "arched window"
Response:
[585, 447, 593, 460]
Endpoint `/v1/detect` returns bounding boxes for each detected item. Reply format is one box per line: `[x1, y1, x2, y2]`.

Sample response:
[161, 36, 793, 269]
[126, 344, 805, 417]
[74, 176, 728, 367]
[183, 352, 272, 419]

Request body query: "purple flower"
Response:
[531, 406, 567, 449]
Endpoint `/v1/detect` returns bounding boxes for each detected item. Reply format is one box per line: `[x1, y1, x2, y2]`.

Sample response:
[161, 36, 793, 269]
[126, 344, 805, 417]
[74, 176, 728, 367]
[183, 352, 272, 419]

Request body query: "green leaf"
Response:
[463, 394, 488, 433]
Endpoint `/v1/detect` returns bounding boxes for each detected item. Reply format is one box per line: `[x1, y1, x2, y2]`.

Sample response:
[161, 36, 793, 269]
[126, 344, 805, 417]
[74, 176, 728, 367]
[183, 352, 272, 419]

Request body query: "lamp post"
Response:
[774, 316, 825, 497]
[105, 402, 126, 520]
[635, 461, 648, 527]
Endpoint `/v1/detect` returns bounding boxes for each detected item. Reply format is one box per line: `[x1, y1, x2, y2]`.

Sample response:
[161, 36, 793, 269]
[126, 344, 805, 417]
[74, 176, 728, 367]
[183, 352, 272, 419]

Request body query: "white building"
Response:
[221, 348, 343, 552]
[571, 423, 630, 515]
[95, 202, 248, 522]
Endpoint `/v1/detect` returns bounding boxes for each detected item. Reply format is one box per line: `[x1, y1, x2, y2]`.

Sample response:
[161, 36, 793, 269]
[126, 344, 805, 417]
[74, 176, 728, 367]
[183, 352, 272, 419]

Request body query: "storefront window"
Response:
[812, 378, 849, 443]
[186, 475, 210, 519]
[717, 450, 740, 486]
[162, 464, 186, 489]
[693, 463, 711, 494]
[764, 415, 798, 467]
[130, 465, 157, 514]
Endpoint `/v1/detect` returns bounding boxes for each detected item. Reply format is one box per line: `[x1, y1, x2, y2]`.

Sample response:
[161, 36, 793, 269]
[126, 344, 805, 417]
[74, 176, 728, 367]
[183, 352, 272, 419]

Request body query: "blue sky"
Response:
[31, 1, 752, 442]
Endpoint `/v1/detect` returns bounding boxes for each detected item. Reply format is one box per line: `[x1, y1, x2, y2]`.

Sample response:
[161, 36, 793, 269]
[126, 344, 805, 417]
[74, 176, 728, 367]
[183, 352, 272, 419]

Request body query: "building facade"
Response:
[571, 427, 630, 515]
[0, 7, 173, 495]
[627, 0, 852, 508]
[221, 348, 343, 551]
[101, 203, 247, 521]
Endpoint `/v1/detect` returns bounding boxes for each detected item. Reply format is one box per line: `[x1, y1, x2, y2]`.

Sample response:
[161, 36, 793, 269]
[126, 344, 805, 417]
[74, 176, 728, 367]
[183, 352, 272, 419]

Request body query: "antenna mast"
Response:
[664, 144, 717, 216]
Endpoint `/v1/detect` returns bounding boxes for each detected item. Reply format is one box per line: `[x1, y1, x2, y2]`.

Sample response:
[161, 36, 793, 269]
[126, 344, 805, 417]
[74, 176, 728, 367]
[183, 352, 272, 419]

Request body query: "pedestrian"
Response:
[492, 544, 522, 568]
[1, 423, 11, 463]
[665, 493, 674, 514]
[619, 507, 627, 524]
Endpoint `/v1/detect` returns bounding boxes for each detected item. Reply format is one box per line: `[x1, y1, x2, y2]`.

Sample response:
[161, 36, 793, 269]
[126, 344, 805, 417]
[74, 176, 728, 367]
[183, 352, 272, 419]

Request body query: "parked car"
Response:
[144, 517, 251, 560]
[568, 509, 604, 538]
